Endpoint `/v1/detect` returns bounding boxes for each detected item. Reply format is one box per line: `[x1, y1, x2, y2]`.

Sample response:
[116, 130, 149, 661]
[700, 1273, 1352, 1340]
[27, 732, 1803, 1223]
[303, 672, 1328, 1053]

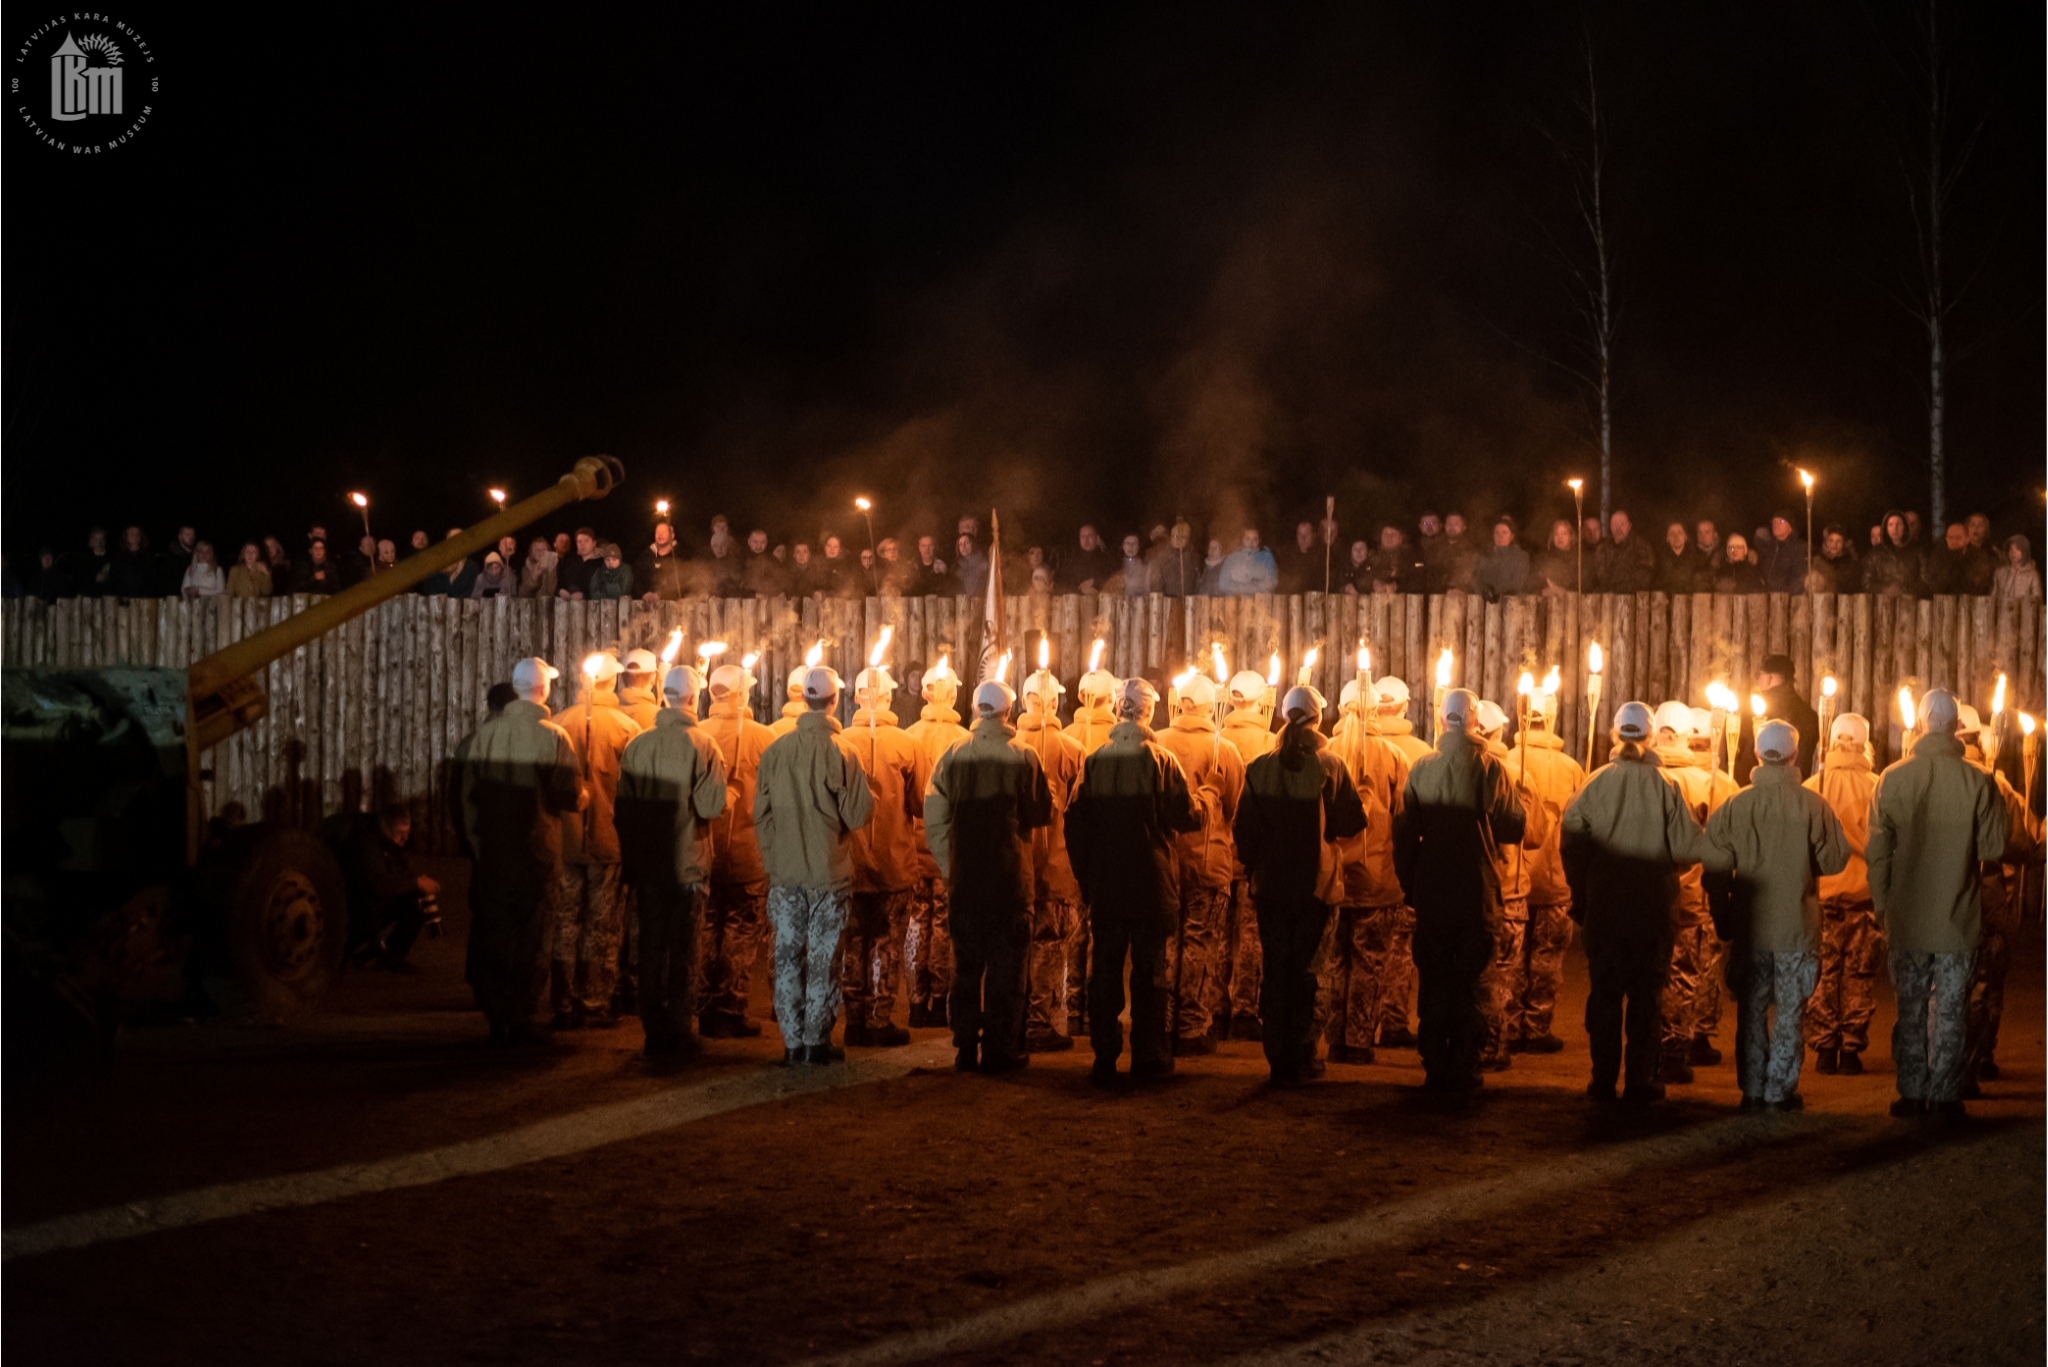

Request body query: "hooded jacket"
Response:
[1154, 710, 1248, 892]
[1866, 731, 2011, 953]
[1015, 710, 1087, 904]
[1220, 705, 1278, 767]
[1374, 715, 1435, 768]
[1806, 744, 1877, 903]
[517, 548, 558, 599]
[843, 705, 925, 894]
[616, 709, 732, 891]
[560, 688, 643, 865]
[905, 699, 973, 881]
[1329, 713, 1411, 907]
[923, 716, 1054, 921]
[456, 699, 586, 889]
[1069, 702, 1120, 756]
[754, 711, 875, 891]
[1511, 726, 1585, 905]
[1702, 762, 1851, 952]
[1065, 719, 1202, 931]
[699, 696, 778, 888]
[1393, 729, 1531, 927]
[1236, 722, 1369, 907]
[1559, 748, 1708, 942]
[1992, 536, 2042, 601]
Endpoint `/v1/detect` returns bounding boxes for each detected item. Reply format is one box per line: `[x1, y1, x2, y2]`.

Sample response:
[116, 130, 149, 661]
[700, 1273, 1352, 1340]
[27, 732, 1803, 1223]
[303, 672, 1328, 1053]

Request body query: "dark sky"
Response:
[6, 2, 2042, 564]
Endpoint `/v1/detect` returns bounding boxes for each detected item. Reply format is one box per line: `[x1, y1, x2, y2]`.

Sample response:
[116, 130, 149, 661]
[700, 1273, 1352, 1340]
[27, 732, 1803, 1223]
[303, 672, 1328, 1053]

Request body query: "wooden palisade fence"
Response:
[3, 592, 2040, 855]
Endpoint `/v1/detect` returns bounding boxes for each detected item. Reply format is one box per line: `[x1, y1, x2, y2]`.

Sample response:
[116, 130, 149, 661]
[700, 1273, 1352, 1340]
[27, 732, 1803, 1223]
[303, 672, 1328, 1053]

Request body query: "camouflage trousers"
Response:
[1065, 910, 1092, 1036]
[1027, 898, 1082, 1039]
[1315, 903, 1408, 1053]
[1963, 875, 2023, 1081]
[1377, 904, 1416, 1037]
[904, 878, 954, 1019]
[1804, 898, 1884, 1055]
[842, 889, 912, 1032]
[698, 881, 768, 1032]
[767, 884, 849, 1049]
[1221, 879, 1263, 1028]
[553, 863, 626, 1014]
[1163, 884, 1230, 1043]
[1695, 931, 1729, 1036]
[1890, 951, 1971, 1103]
[1479, 898, 1530, 1064]
[1728, 950, 1818, 1104]
[1659, 899, 1718, 1054]
[1508, 900, 1573, 1042]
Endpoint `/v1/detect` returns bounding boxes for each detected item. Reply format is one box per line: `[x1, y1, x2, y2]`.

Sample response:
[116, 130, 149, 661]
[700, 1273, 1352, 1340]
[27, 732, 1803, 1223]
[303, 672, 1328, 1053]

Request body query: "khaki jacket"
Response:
[905, 702, 972, 881]
[754, 711, 875, 891]
[1066, 720, 1202, 929]
[699, 698, 778, 888]
[924, 716, 1053, 921]
[1867, 733, 2011, 954]
[616, 709, 731, 890]
[1375, 716, 1435, 768]
[1236, 723, 1368, 907]
[1560, 749, 1707, 943]
[1069, 703, 1120, 756]
[1511, 728, 1585, 906]
[1703, 763, 1851, 952]
[1220, 706, 1277, 767]
[1015, 711, 1086, 903]
[1329, 713, 1411, 908]
[1483, 736, 1551, 902]
[1394, 731, 1532, 927]
[1154, 711, 1247, 892]
[769, 697, 807, 739]
[559, 689, 643, 865]
[1807, 745, 1877, 903]
[843, 707, 924, 894]
[456, 699, 585, 890]
[1653, 740, 1738, 919]
[618, 683, 662, 734]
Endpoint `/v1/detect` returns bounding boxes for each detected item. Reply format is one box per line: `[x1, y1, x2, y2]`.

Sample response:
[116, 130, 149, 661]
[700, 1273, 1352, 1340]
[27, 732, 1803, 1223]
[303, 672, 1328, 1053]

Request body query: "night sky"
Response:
[6, 2, 2042, 564]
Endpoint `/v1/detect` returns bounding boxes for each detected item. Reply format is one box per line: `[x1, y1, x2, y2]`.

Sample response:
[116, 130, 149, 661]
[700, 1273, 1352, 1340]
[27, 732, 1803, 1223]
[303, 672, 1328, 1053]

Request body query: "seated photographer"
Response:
[337, 802, 442, 971]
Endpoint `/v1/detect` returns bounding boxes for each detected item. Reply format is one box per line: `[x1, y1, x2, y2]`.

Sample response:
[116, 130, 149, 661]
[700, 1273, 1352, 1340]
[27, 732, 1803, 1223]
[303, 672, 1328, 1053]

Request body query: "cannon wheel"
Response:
[218, 827, 347, 1020]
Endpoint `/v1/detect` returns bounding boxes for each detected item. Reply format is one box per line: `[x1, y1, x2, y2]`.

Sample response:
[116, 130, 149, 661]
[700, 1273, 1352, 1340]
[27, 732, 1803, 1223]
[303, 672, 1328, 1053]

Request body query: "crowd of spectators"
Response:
[6, 502, 2040, 608]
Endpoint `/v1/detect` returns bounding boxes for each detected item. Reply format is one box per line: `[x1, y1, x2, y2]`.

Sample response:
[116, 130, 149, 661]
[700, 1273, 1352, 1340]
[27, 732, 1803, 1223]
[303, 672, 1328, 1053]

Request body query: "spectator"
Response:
[1921, 523, 1975, 596]
[409, 530, 431, 554]
[588, 543, 634, 600]
[378, 540, 399, 572]
[789, 541, 826, 598]
[702, 523, 747, 597]
[1117, 534, 1149, 595]
[957, 513, 982, 547]
[1695, 520, 1725, 573]
[953, 533, 989, 600]
[1578, 516, 1606, 590]
[1148, 521, 1200, 597]
[1595, 510, 1655, 592]
[162, 526, 199, 595]
[636, 522, 687, 602]
[1439, 513, 1481, 593]
[1276, 520, 1324, 594]
[181, 541, 226, 599]
[1530, 519, 1578, 595]
[1965, 512, 1993, 553]
[1063, 525, 1119, 593]
[553, 532, 573, 560]
[1474, 516, 1531, 600]
[557, 527, 601, 599]
[471, 551, 513, 599]
[1861, 512, 1921, 598]
[878, 536, 914, 595]
[910, 534, 950, 596]
[291, 539, 346, 594]
[1653, 521, 1705, 594]
[1416, 512, 1447, 585]
[1710, 534, 1763, 594]
[262, 536, 292, 594]
[111, 526, 155, 599]
[70, 527, 115, 598]
[1903, 509, 1924, 545]
[1992, 535, 2041, 601]
[1757, 512, 1808, 594]
[439, 529, 479, 598]
[1954, 519, 1998, 596]
[343, 533, 377, 586]
[495, 535, 519, 567]
[1195, 538, 1227, 596]
[27, 547, 67, 602]
[519, 537, 558, 598]
[1341, 538, 1372, 594]
[744, 529, 787, 597]
[1219, 528, 1279, 596]
[1031, 565, 1056, 593]
[1809, 525, 1858, 593]
[225, 543, 272, 598]
[1366, 525, 1410, 594]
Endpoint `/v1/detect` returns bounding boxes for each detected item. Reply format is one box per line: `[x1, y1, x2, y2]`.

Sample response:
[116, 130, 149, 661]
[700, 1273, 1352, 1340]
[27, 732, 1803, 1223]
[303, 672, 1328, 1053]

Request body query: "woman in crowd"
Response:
[518, 537, 558, 598]
[1711, 534, 1764, 594]
[181, 542, 226, 599]
[1992, 535, 2041, 601]
[227, 543, 272, 598]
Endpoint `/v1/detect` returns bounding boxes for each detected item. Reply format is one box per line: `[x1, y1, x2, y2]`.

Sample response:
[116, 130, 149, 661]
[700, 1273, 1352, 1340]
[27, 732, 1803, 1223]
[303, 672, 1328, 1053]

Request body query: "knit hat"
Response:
[1613, 701, 1655, 741]
[802, 666, 842, 702]
[1652, 701, 1695, 738]
[1756, 719, 1799, 763]
[1228, 670, 1270, 705]
[1281, 686, 1324, 725]
[974, 679, 1016, 717]
[483, 551, 504, 567]
[663, 665, 706, 705]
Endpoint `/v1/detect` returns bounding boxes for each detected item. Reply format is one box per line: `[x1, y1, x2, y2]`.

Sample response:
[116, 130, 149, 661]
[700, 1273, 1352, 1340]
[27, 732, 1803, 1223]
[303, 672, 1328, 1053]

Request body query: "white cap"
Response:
[1228, 670, 1270, 705]
[1079, 668, 1120, 701]
[974, 679, 1016, 717]
[1614, 701, 1655, 741]
[1120, 677, 1160, 720]
[1281, 686, 1324, 724]
[854, 666, 895, 699]
[710, 663, 753, 699]
[1956, 702, 1983, 734]
[1921, 688, 1959, 735]
[587, 653, 624, 683]
[624, 648, 660, 675]
[1022, 671, 1065, 700]
[1831, 713, 1870, 750]
[1474, 699, 1508, 735]
[1339, 678, 1380, 711]
[511, 657, 559, 699]
[1653, 701, 1695, 738]
[1688, 707, 1714, 738]
[1177, 675, 1217, 708]
[922, 662, 960, 696]
[1373, 676, 1411, 708]
[786, 665, 809, 698]
[1441, 688, 1478, 731]
[803, 666, 842, 702]
[1756, 719, 1799, 763]
[663, 665, 705, 705]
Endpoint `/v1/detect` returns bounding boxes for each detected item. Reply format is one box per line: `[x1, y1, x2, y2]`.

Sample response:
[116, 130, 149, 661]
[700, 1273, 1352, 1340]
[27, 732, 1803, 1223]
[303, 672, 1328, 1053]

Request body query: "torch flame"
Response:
[995, 651, 1011, 680]
[804, 640, 824, 668]
[655, 499, 670, 516]
[1088, 639, 1105, 672]
[582, 652, 607, 678]
[1303, 647, 1319, 670]
[1798, 468, 1815, 490]
[1173, 666, 1198, 690]
[869, 625, 892, 668]
[1898, 686, 1916, 730]
[699, 640, 728, 662]
[1567, 478, 1583, 492]
[1750, 693, 1766, 718]
[1038, 637, 1051, 671]
[1541, 666, 1561, 695]
[1517, 671, 1534, 696]
[2021, 712, 2036, 737]
[488, 487, 506, 505]
[1587, 642, 1603, 675]
[855, 496, 872, 512]
[1212, 643, 1229, 684]
[933, 652, 951, 680]
[1822, 674, 1837, 698]
[740, 651, 758, 669]
[350, 492, 368, 509]
[1705, 680, 1736, 712]
[1267, 652, 1282, 687]
[1357, 643, 1370, 674]
[1435, 648, 1453, 689]
[1992, 673, 2007, 716]
[659, 628, 685, 664]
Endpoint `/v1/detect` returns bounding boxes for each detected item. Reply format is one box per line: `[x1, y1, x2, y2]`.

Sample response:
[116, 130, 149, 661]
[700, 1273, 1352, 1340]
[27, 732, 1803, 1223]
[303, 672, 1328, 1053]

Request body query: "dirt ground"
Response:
[6, 859, 2042, 1366]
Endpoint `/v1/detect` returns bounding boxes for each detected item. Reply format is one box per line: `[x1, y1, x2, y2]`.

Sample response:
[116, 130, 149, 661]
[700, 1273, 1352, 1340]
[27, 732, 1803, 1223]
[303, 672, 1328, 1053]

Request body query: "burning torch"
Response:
[1583, 642, 1603, 770]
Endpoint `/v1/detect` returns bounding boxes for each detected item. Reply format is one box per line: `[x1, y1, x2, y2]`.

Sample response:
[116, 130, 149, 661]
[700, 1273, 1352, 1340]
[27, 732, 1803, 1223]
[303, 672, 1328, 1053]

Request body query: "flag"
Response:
[979, 509, 1006, 682]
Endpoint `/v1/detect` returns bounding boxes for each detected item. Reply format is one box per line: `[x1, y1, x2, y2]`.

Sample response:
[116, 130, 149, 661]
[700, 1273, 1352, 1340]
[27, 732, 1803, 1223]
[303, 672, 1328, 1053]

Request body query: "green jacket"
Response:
[1394, 730, 1530, 928]
[587, 562, 634, 601]
[1866, 732, 2010, 954]
[1559, 749, 1706, 943]
[456, 700, 585, 892]
[1236, 723, 1368, 908]
[1066, 720, 1202, 930]
[1702, 762, 1850, 953]
[754, 710, 875, 892]
[616, 709, 731, 892]
[923, 716, 1053, 922]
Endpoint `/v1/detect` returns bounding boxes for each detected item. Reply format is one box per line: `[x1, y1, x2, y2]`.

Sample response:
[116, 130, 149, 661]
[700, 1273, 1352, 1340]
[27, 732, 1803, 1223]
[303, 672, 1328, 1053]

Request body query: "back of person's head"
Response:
[1440, 688, 1478, 736]
[485, 681, 518, 716]
[1119, 678, 1159, 724]
[1920, 688, 1959, 738]
[803, 666, 841, 711]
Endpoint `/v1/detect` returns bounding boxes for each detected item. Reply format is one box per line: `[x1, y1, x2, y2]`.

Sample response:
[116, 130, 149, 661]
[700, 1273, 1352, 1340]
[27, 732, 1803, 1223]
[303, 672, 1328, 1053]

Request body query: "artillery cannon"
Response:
[2, 457, 622, 1061]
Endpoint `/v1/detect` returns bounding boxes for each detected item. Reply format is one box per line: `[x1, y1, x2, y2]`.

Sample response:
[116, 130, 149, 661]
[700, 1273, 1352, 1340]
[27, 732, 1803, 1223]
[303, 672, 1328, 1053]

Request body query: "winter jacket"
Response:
[634, 548, 688, 601]
[1559, 748, 1707, 942]
[616, 709, 731, 891]
[1735, 680, 1822, 783]
[469, 565, 513, 599]
[1860, 537, 1921, 598]
[559, 688, 643, 865]
[1991, 538, 2041, 600]
[1235, 722, 1368, 907]
[1328, 713, 1411, 907]
[923, 716, 1053, 920]
[1806, 745, 1877, 904]
[1866, 732, 2010, 954]
[1393, 730, 1531, 928]
[1373, 716, 1435, 768]
[1702, 762, 1850, 951]
[745, 551, 789, 598]
[754, 710, 875, 892]
[456, 699, 586, 888]
[289, 557, 346, 595]
[1484, 735, 1552, 904]
[843, 707, 925, 894]
[1069, 703, 1120, 756]
[699, 697, 778, 888]
[1757, 535, 1808, 594]
[618, 684, 662, 733]
[1148, 546, 1201, 598]
[1595, 534, 1656, 593]
[587, 563, 634, 602]
[1218, 547, 1279, 596]
[1195, 558, 1226, 596]
[226, 564, 273, 599]
[518, 551, 558, 599]
[1066, 720, 1202, 930]
[905, 701, 973, 880]
[1653, 545, 1709, 595]
[770, 697, 807, 739]
[1014, 712, 1086, 903]
[1510, 727, 1585, 906]
[182, 563, 226, 597]
[1220, 705, 1278, 767]
[1154, 711, 1248, 892]
[1439, 535, 1482, 593]
[1708, 557, 1763, 595]
[1653, 739, 1740, 923]
[1474, 544, 1531, 601]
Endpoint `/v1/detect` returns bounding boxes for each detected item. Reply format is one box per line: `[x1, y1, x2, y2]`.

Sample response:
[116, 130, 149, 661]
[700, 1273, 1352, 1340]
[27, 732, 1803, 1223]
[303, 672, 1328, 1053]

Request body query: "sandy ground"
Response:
[5, 860, 2041, 1366]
